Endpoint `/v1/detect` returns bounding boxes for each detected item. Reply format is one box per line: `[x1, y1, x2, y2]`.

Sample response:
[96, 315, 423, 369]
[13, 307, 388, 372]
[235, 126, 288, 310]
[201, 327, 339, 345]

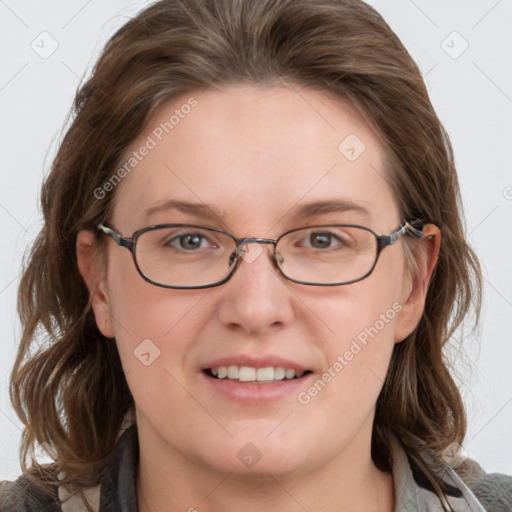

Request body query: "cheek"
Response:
[104, 250, 207, 375]
[321, 249, 405, 347]
[315, 289, 400, 394]
[330, 302, 399, 395]
[106, 281, 211, 431]
[286, 290, 401, 470]
[292, 297, 399, 462]
[308, 250, 406, 402]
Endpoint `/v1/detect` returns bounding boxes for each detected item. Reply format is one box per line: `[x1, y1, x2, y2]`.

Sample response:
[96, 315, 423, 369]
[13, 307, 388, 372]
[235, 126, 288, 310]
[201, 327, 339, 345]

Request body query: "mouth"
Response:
[200, 355, 315, 402]
[203, 366, 313, 383]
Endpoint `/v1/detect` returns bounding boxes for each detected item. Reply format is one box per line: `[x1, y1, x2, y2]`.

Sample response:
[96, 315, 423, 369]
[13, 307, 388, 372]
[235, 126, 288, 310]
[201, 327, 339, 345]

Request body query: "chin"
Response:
[211, 449, 307, 477]
[197, 430, 316, 477]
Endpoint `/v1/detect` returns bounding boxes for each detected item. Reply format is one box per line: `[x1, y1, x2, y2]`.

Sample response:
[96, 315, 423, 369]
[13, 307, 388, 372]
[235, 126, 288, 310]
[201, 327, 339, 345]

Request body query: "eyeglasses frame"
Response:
[97, 220, 424, 289]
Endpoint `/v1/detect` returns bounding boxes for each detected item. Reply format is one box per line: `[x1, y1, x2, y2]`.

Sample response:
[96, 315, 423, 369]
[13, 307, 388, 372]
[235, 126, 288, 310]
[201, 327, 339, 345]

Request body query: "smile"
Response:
[205, 365, 312, 382]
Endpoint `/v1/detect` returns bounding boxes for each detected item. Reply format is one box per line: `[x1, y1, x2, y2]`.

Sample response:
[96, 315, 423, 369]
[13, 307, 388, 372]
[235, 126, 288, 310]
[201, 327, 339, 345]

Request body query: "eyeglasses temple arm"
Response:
[379, 220, 425, 247]
[97, 224, 134, 250]
[402, 220, 425, 238]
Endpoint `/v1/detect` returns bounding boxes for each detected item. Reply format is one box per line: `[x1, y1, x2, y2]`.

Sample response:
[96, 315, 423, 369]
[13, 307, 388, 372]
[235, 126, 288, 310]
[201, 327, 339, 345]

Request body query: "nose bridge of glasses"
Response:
[234, 237, 277, 263]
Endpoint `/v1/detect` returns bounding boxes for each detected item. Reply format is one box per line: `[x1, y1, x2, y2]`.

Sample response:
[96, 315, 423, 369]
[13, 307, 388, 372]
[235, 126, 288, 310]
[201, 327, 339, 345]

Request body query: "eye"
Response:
[301, 230, 352, 250]
[308, 232, 335, 249]
[165, 232, 214, 251]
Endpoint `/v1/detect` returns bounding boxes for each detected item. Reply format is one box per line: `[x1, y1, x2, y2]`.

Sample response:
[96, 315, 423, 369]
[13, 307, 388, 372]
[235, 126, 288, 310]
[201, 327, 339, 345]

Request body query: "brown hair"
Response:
[11, 0, 481, 498]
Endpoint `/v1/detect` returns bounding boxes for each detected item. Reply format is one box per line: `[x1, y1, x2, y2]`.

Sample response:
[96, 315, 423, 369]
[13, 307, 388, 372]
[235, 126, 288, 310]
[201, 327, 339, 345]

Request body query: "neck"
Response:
[136, 426, 395, 512]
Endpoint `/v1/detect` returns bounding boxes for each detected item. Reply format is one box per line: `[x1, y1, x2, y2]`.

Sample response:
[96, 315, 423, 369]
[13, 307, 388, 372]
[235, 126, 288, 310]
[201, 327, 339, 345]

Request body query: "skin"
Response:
[77, 84, 440, 512]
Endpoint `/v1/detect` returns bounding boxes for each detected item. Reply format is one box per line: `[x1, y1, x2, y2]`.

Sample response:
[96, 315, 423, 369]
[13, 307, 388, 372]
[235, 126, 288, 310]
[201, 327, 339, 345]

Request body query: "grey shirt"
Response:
[1, 426, 511, 511]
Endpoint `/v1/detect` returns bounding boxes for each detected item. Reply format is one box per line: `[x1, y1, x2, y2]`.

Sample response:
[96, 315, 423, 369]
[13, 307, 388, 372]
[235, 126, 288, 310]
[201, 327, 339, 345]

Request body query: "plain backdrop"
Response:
[1, 0, 511, 480]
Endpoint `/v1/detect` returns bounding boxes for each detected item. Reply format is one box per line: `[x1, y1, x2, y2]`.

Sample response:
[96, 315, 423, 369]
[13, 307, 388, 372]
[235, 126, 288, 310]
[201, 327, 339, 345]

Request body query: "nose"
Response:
[216, 241, 295, 335]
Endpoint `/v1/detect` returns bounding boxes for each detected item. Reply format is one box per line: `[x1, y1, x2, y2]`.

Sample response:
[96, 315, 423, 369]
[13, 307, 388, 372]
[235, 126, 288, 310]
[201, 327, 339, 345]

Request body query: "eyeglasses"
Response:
[97, 221, 424, 289]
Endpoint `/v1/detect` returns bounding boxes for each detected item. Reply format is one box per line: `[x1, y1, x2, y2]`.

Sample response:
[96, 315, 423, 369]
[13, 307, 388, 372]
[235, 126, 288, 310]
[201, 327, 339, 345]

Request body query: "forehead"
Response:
[112, 84, 399, 233]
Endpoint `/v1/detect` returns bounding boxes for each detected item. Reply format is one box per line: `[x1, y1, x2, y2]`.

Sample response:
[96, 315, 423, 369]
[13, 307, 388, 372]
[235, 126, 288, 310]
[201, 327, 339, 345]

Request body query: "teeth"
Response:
[239, 367, 256, 382]
[273, 367, 286, 380]
[256, 367, 274, 381]
[227, 365, 239, 379]
[210, 365, 306, 382]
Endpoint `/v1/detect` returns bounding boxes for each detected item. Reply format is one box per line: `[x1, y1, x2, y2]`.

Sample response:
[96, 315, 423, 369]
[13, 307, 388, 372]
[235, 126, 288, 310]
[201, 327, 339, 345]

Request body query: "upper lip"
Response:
[202, 355, 309, 373]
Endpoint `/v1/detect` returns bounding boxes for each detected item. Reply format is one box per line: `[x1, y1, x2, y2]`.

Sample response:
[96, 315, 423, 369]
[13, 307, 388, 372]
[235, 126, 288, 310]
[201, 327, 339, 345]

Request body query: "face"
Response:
[83, 84, 427, 478]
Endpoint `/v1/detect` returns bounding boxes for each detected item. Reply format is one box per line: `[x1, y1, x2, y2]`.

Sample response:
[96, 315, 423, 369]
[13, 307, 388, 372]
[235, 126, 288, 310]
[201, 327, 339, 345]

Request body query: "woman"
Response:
[1, 0, 510, 511]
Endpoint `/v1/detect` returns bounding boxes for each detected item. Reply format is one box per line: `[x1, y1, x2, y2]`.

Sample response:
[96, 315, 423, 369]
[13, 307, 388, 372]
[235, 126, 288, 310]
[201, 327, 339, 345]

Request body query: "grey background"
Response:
[1, 0, 511, 479]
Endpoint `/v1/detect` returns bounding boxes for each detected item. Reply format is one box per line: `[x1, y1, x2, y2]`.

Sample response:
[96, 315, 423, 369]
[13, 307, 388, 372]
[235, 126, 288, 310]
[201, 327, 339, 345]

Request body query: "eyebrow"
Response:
[142, 200, 221, 220]
[141, 198, 371, 222]
[291, 199, 371, 220]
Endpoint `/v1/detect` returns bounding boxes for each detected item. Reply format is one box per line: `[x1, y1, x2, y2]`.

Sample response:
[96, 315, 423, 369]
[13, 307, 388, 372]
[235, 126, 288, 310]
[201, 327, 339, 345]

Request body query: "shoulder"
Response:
[0, 425, 137, 512]
[390, 434, 512, 512]
[457, 459, 512, 512]
[0, 480, 24, 512]
[0, 474, 61, 512]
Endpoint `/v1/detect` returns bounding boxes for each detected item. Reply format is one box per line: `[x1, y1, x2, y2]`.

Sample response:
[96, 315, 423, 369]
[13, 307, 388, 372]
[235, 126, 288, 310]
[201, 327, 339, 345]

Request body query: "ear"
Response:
[394, 224, 441, 343]
[76, 230, 115, 338]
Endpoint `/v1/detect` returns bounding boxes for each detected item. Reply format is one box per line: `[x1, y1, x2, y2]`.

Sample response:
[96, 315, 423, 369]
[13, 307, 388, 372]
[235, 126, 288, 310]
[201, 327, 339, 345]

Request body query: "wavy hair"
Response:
[10, 0, 481, 499]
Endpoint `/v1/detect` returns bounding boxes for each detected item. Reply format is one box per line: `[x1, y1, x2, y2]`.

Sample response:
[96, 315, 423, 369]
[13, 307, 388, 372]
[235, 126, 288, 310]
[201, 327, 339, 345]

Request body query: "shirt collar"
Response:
[388, 434, 486, 512]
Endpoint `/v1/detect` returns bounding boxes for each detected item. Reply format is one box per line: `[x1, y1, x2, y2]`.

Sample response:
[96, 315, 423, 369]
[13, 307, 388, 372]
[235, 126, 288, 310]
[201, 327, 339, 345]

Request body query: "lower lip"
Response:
[201, 371, 314, 404]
